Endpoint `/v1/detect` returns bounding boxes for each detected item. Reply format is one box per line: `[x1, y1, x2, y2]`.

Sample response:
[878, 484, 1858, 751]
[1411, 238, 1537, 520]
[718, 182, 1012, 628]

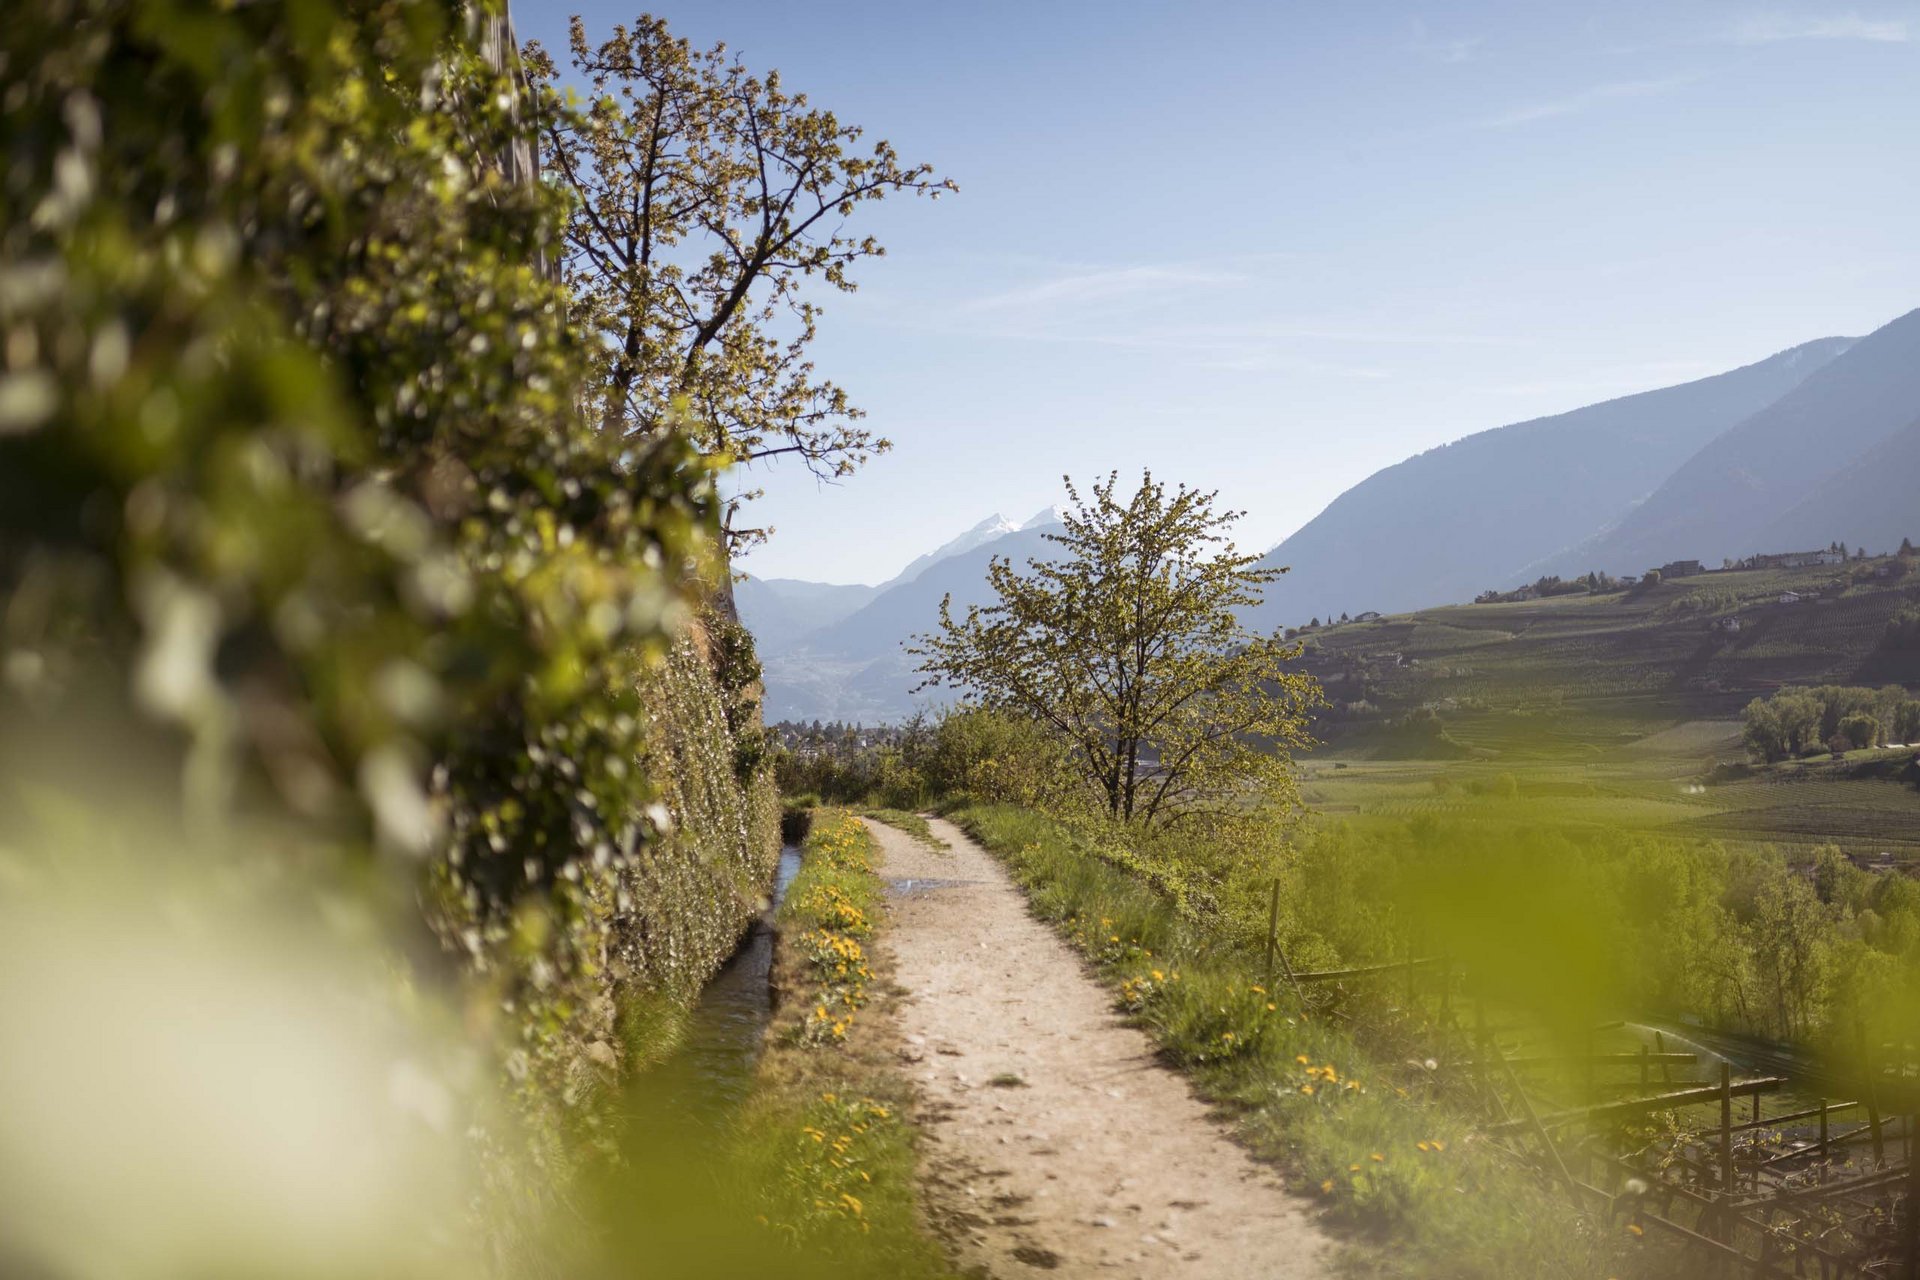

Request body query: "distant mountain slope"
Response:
[880, 513, 1020, 590]
[1558, 309, 1920, 574]
[808, 521, 1063, 664]
[1242, 336, 1851, 632]
[1755, 414, 1920, 555]
[735, 576, 878, 642]
[750, 515, 1068, 722]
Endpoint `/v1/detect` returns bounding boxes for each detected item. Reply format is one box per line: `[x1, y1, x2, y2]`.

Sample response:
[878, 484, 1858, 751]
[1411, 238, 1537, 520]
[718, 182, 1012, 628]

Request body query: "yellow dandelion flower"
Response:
[1300, 1083, 1315, 1095]
[1626, 1224, 1643, 1238]
[1417, 1142, 1431, 1152]
[1320, 1179, 1335, 1194]
[1295, 1054, 1311, 1064]
[1369, 1152, 1384, 1162]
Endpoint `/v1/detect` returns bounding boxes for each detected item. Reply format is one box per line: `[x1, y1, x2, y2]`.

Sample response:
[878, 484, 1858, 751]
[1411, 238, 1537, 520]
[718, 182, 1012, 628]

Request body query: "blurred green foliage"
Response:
[0, 0, 798, 1225]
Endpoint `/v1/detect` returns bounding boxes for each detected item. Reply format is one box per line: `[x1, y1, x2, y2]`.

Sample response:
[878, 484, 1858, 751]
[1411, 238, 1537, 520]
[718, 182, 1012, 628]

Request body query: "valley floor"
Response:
[866, 816, 1335, 1278]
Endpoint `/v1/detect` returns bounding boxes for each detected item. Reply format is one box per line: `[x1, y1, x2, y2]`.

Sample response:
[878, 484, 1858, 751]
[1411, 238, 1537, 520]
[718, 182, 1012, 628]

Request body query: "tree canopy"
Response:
[912, 472, 1322, 825]
[525, 15, 953, 546]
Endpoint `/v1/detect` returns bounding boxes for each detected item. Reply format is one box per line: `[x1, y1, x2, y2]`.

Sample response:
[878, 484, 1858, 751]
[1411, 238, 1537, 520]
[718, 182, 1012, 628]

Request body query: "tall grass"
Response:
[947, 803, 1627, 1279]
[566, 811, 955, 1279]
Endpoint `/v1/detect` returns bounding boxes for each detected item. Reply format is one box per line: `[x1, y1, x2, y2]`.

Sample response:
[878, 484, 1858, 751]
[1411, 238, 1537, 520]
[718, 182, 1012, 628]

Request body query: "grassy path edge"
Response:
[945, 802, 1633, 1279]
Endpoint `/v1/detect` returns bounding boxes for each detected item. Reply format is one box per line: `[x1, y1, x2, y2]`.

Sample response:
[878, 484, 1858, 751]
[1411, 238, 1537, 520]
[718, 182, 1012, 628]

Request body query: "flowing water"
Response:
[667, 843, 804, 1121]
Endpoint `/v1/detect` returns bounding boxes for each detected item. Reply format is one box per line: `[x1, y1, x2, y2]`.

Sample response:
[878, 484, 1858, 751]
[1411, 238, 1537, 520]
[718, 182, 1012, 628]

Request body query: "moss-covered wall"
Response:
[465, 602, 780, 1181]
[613, 615, 782, 1020]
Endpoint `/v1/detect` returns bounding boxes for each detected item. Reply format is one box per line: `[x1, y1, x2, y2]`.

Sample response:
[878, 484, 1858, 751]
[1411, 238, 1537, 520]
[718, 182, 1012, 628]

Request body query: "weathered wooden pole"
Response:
[1263, 877, 1280, 990]
[1818, 1099, 1829, 1182]
[1496, 1040, 1580, 1208]
[1903, 1123, 1918, 1280]
[1860, 1024, 1886, 1167]
[1720, 1061, 1734, 1196]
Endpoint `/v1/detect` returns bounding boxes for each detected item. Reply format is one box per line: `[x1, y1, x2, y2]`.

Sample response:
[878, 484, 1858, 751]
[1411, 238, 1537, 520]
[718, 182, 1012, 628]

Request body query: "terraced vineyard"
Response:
[1291, 558, 1920, 860]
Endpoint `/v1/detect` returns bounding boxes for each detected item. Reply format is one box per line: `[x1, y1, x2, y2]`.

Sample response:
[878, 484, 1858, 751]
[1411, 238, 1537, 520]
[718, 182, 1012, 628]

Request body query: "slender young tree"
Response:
[912, 472, 1322, 825]
[524, 15, 953, 546]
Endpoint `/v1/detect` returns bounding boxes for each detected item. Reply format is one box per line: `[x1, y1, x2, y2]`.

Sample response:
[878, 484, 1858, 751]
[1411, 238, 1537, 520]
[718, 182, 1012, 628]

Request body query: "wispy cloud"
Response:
[934, 260, 1532, 369]
[958, 264, 1247, 314]
[1723, 12, 1912, 43]
[1408, 19, 1485, 64]
[1473, 73, 1703, 129]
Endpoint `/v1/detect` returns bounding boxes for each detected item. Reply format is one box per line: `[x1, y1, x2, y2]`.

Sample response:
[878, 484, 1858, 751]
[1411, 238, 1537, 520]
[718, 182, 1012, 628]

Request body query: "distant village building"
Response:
[1715, 616, 1743, 633]
[1660, 559, 1705, 578]
[1354, 611, 1382, 622]
[1778, 590, 1806, 604]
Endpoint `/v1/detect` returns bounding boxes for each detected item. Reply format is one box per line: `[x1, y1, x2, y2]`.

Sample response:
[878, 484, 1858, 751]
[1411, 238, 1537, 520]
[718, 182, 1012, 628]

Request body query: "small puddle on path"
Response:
[884, 876, 982, 897]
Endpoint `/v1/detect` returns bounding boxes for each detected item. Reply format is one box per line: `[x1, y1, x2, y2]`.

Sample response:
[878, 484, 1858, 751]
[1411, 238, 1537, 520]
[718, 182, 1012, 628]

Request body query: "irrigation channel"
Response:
[661, 843, 804, 1122]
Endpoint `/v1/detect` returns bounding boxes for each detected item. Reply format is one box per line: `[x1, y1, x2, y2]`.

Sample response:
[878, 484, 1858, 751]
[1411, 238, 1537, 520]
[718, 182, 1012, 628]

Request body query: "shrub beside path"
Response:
[866, 815, 1334, 1278]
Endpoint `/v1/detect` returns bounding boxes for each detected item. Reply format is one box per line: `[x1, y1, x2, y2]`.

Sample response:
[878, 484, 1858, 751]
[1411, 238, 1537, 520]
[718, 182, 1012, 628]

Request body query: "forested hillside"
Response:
[1241, 337, 1851, 628]
[1556, 307, 1920, 575]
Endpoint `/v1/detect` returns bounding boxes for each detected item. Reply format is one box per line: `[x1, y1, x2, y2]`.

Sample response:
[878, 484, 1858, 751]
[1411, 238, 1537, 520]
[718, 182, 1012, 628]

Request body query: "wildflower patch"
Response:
[780, 812, 882, 1046]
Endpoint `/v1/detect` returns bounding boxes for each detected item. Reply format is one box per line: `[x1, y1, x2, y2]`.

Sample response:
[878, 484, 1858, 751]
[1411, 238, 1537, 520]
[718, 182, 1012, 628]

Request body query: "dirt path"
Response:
[867, 816, 1335, 1278]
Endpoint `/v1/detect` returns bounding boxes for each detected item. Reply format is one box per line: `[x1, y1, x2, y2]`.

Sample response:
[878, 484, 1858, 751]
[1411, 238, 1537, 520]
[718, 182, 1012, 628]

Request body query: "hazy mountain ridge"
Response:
[1241, 335, 1854, 631]
[749, 515, 1067, 721]
[1546, 308, 1920, 575]
[1754, 414, 1920, 556]
[748, 314, 1920, 723]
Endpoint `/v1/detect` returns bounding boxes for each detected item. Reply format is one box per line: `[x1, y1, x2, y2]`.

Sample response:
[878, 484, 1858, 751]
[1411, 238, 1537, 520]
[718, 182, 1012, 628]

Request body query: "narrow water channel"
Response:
[667, 843, 804, 1121]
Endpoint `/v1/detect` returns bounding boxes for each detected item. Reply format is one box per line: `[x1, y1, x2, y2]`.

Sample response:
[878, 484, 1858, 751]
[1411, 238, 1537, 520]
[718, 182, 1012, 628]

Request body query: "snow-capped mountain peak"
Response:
[880, 513, 1020, 588]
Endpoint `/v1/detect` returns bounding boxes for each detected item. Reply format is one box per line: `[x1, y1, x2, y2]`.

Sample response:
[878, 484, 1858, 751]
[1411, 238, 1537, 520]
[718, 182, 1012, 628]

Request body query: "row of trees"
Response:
[1742, 684, 1920, 761]
[1290, 822, 1919, 1048]
[1474, 571, 1625, 604]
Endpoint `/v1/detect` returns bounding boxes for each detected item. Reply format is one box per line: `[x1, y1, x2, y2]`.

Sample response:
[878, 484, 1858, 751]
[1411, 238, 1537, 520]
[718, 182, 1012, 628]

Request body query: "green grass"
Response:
[946, 803, 1627, 1280]
[727, 809, 956, 1278]
[858, 807, 947, 849]
[575, 811, 953, 1279]
[1299, 730, 1920, 862]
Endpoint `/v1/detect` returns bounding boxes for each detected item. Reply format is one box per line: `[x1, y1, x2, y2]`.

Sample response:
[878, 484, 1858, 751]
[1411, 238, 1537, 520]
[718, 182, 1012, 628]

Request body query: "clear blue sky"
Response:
[517, 2, 1920, 585]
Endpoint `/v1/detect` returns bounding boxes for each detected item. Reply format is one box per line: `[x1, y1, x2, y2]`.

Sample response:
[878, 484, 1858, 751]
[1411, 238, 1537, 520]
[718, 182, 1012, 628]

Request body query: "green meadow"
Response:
[1293, 558, 1920, 861]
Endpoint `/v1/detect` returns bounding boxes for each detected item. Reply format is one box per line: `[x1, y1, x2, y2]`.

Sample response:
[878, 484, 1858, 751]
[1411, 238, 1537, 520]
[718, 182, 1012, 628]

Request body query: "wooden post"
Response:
[1860, 1026, 1886, 1167]
[1818, 1099, 1829, 1182]
[1639, 1044, 1650, 1091]
[1720, 1062, 1734, 1196]
[1496, 1039, 1581, 1209]
[1653, 1030, 1675, 1086]
[1263, 878, 1280, 990]
[1903, 1122, 1919, 1280]
[1477, 1002, 1511, 1122]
